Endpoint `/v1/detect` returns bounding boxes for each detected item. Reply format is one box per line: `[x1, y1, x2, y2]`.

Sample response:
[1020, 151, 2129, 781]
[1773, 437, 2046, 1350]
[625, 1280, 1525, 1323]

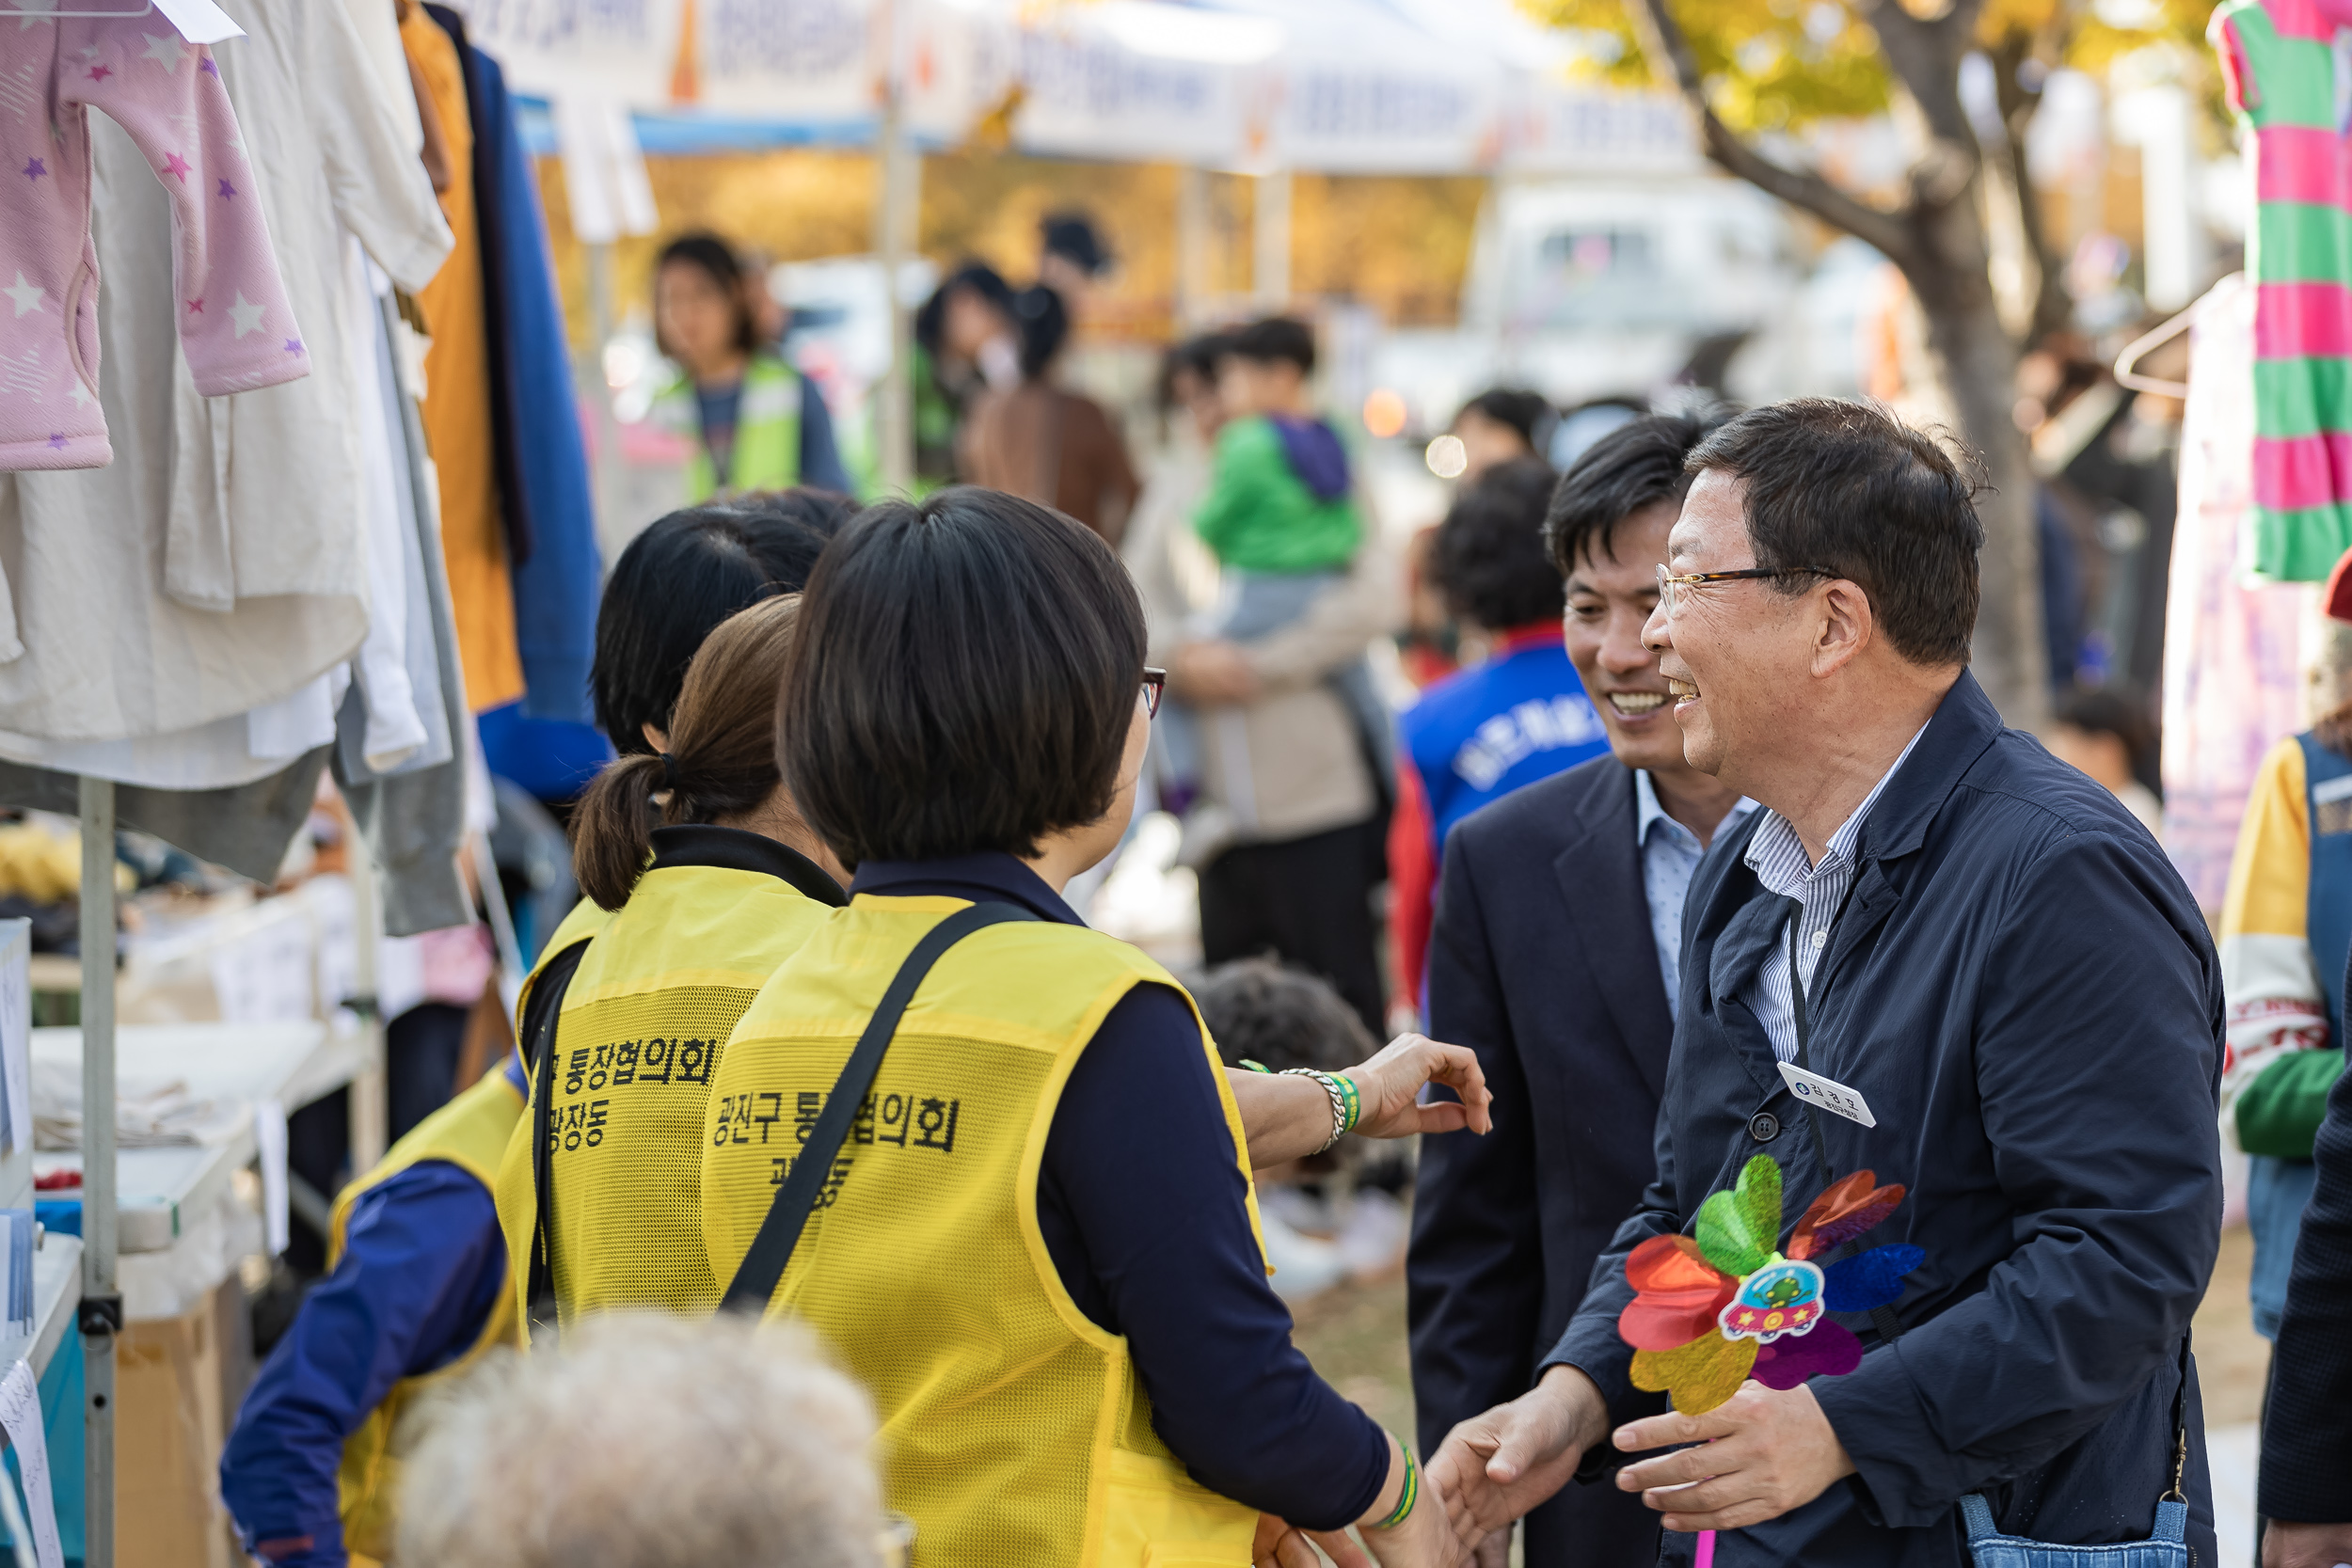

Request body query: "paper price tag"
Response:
[0, 1358, 62, 1568]
[1777, 1062, 1876, 1128]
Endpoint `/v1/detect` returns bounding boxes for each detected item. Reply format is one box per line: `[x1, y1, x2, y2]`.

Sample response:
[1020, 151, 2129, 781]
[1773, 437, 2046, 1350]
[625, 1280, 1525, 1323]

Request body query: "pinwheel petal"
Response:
[1628, 1234, 1734, 1294]
[1734, 1154, 1783, 1261]
[1751, 1320, 1863, 1388]
[1821, 1244, 1925, 1312]
[1697, 1155, 1785, 1276]
[1790, 1173, 1905, 1259]
[1619, 1283, 1740, 1351]
[1631, 1331, 1759, 1416]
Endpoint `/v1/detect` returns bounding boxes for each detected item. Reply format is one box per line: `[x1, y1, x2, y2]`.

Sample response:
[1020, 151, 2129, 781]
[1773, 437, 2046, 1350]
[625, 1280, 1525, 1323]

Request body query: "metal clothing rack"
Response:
[74, 780, 117, 1568]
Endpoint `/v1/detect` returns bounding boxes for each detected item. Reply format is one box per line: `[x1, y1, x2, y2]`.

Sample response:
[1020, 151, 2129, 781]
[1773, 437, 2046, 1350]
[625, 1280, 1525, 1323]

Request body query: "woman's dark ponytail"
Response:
[573, 752, 673, 911]
[571, 594, 806, 910]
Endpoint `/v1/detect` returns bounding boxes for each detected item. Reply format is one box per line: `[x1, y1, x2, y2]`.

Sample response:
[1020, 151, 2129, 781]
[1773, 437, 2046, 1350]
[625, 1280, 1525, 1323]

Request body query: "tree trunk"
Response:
[1625, 0, 2048, 725]
[1903, 223, 2049, 726]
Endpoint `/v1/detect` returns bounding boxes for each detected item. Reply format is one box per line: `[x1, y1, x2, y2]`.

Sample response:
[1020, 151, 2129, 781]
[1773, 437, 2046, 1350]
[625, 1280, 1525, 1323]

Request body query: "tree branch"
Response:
[1861, 0, 1984, 154]
[1625, 0, 1918, 266]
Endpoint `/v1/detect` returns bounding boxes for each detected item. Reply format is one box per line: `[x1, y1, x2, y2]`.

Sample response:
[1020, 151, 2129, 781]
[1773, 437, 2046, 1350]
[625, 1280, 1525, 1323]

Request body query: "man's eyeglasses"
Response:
[1655, 563, 1833, 617]
[1142, 668, 1167, 719]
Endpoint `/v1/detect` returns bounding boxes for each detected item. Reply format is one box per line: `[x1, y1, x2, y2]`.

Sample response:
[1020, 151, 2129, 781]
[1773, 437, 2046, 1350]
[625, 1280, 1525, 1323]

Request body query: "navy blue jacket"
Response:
[1546, 671, 2223, 1566]
[1408, 756, 1666, 1566]
[444, 17, 603, 726]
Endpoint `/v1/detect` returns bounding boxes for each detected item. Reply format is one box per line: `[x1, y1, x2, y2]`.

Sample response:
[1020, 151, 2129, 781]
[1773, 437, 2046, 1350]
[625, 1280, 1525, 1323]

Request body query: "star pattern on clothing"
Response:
[282, 339, 303, 356]
[185, 297, 203, 314]
[139, 32, 189, 72]
[15, 1, 59, 32]
[228, 293, 265, 340]
[84, 64, 111, 84]
[19, 159, 40, 182]
[3, 272, 45, 319]
[66, 379, 93, 411]
[44, 434, 65, 451]
[199, 54, 219, 78]
[161, 151, 190, 182]
[216, 178, 235, 199]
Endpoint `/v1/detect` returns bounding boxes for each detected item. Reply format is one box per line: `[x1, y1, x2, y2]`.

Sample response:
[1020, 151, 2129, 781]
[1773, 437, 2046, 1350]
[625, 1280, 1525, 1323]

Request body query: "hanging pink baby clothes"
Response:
[0, 16, 308, 470]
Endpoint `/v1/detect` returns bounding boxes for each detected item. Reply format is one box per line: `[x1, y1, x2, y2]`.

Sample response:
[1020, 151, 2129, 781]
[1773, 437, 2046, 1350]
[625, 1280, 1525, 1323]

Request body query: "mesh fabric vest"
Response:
[493, 842, 841, 1330]
[702, 895, 1265, 1568]
[332, 1066, 525, 1562]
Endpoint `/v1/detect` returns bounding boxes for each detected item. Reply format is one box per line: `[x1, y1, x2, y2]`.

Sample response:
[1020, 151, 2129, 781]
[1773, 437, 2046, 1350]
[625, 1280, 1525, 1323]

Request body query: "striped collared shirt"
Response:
[1744, 726, 1928, 1063]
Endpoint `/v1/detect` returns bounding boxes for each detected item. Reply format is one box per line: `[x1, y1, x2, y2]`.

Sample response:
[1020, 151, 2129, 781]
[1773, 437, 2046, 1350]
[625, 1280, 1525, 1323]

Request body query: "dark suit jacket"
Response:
[1548, 673, 2220, 1567]
[2261, 991, 2352, 1519]
[1406, 755, 1666, 1565]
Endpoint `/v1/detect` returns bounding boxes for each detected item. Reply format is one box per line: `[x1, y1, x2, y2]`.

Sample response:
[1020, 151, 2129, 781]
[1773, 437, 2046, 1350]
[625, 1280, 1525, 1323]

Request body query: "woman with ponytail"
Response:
[495, 594, 852, 1334]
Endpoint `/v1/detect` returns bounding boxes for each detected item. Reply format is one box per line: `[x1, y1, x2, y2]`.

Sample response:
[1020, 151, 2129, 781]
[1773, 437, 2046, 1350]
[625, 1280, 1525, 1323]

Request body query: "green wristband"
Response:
[1333, 1070, 1361, 1136]
[1372, 1444, 1418, 1532]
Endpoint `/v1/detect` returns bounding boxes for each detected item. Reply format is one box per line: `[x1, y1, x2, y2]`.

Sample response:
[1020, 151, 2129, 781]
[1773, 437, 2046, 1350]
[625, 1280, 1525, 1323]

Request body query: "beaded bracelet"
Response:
[1236, 1062, 1361, 1154]
[1371, 1444, 1419, 1532]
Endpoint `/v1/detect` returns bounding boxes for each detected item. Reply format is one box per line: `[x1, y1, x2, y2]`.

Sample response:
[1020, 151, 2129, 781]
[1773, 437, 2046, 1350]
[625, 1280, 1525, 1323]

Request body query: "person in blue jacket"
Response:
[219, 499, 850, 1568]
[1431, 399, 2222, 1566]
[1389, 458, 1609, 1010]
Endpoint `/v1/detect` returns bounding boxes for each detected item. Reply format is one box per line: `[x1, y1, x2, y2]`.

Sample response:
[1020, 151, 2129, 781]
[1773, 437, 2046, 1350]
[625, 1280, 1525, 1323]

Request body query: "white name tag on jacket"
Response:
[1778, 1062, 1876, 1128]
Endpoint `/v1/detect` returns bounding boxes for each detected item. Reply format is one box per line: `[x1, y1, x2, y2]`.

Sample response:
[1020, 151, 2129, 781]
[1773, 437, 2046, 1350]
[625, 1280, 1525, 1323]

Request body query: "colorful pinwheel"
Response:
[1620, 1158, 1923, 1415]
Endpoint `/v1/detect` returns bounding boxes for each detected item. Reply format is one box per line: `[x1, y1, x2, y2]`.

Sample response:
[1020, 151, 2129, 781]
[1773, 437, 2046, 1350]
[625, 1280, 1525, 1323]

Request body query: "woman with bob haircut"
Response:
[703, 487, 1485, 1568]
[494, 594, 853, 1332]
[647, 233, 852, 499]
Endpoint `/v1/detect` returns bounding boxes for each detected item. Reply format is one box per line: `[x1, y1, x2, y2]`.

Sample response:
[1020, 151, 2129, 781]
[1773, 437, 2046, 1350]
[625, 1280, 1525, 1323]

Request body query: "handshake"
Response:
[1245, 1376, 1610, 1568]
[1250, 1333, 1857, 1567]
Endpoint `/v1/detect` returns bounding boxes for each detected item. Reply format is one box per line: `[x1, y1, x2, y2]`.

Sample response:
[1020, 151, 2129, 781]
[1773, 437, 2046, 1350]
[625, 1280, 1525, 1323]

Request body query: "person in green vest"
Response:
[648, 233, 852, 500]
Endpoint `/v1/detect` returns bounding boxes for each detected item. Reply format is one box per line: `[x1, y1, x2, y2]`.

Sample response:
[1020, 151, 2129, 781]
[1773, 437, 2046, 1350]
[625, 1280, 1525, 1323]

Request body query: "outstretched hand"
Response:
[1346, 1034, 1492, 1141]
[1430, 1367, 1610, 1543]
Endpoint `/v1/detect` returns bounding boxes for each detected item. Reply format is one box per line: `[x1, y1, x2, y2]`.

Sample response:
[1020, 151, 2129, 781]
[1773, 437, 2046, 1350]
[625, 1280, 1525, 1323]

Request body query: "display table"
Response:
[28, 1022, 358, 1255]
[0, 1232, 83, 1378]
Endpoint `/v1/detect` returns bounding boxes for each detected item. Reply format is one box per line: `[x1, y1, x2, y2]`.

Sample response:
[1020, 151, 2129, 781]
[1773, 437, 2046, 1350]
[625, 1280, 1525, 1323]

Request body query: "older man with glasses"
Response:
[1428, 399, 2224, 1568]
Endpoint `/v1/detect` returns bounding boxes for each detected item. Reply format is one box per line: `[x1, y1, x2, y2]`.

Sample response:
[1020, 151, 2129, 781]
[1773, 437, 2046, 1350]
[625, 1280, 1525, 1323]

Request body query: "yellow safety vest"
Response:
[492, 827, 846, 1332]
[648, 354, 803, 502]
[701, 895, 1266, 1568]
[332, 1063, 526, 1564]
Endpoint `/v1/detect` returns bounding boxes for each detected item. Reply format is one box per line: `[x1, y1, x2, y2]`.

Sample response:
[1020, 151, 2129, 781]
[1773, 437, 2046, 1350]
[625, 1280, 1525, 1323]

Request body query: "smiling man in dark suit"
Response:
[1407, 409, 1748, 1567]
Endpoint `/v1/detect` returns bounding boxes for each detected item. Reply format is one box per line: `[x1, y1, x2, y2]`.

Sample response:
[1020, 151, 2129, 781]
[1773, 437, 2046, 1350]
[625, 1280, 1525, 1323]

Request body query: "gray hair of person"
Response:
[396, 1313, 885, 1568]
[1190, 957, 1375, 1076]
[1683, 398, 1985, 668]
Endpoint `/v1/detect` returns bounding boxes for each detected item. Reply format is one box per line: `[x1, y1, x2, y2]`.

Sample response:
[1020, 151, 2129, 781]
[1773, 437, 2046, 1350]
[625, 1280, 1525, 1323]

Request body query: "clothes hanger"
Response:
[0, 2, 155, 14]
[2112, 299, 2198, 398]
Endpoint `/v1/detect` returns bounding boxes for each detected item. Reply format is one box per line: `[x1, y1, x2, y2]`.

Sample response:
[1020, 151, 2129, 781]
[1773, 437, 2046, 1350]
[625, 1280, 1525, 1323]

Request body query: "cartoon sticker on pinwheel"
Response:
[1620, 1158, 1923, 1415]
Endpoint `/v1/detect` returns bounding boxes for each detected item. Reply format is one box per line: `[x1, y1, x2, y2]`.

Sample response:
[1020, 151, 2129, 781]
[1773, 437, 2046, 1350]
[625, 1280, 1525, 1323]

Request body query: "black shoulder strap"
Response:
[521, 938, 593, 1338]
[719, 901, 1038, 1315]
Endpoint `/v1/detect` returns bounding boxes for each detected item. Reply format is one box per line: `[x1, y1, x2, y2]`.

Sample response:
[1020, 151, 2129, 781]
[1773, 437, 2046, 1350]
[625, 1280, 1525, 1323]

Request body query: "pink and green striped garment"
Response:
[2216, 0, 2352, 580]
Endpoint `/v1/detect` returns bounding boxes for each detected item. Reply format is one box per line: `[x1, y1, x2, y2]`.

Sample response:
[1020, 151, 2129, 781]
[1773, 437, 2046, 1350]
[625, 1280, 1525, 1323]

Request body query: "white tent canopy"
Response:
[458, 0, 1692, 173]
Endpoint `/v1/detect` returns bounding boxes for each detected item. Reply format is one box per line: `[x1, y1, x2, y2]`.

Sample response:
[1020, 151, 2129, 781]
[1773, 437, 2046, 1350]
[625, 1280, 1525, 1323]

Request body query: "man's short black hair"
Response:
[1686, 399, 1983, 668]
[1041, 211, 1112, 277]
[1458, 388, 1555, 454]
[1190, 958, 1375, 1075]
[593, 495, 852, 752]
[1157, 332, 1231, 410]
[781, 487, 1146, 863]
[2055, 684, 2153, 768]
[1432, 459, 1566, 630]
[1227, 316, 1315, 374]
[1545, 407, 1736, 578]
